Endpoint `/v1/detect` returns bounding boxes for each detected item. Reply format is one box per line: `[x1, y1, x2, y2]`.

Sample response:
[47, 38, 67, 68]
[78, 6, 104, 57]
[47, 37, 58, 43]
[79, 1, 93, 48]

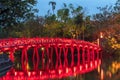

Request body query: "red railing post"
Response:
[33, 46, 39, 71]
[21, 47, 28, 73]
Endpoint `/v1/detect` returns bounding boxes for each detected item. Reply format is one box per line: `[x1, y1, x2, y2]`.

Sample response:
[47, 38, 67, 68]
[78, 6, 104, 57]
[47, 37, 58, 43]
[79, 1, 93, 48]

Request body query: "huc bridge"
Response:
[0, 38, 101, 80]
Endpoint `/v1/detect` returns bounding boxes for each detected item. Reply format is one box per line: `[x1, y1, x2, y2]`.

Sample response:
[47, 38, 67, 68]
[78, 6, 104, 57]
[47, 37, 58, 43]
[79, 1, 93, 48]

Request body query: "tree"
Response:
[57, 3, 70, 23]
[0, 0, 38, 30]
[49, 1, 56, 14]
[92, 1, 120, 79]
[10, 17, 45, 38]
[114, 0, 120, 14]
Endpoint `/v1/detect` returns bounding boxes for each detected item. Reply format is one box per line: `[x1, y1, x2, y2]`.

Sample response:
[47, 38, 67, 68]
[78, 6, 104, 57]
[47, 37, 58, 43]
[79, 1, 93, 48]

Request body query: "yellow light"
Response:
[26, 63, 30, 70]
[98, 66, 100, 73]
[100, 32, 103, 38]
[41, 47, 45, 51]
[101, 69, 104, 80]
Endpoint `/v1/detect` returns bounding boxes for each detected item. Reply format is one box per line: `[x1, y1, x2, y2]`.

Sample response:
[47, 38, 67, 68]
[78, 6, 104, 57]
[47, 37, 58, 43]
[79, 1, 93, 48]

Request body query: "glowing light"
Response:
[26, 63, 30, 70]
[28, 72, 31, 77]
[90, 62, 93, 67]
[66, 68, 69, 73]
[85, 64, 88, 69]
[100, 32, 103, 38]
[73, 67, 76, 72]
[97, 66, 100, 73]
[58, 69, 62, 74]
[14, 72, 17, 76]
[40, 71, 42, 76]
[101, 69, 104, 80]
[80, 66, 82, 71]
[41, 47, 45, 51]
[97, 38, 100, 46]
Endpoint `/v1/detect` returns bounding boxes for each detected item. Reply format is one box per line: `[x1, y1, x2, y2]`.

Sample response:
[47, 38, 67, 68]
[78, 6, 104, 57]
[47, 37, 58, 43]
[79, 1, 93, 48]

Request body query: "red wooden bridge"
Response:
[0, 38, 101, 80]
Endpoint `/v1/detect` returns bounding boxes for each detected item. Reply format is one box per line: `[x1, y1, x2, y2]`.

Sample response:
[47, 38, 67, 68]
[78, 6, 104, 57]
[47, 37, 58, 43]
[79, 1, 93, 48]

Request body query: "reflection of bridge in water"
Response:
[0, 38, 101, 80]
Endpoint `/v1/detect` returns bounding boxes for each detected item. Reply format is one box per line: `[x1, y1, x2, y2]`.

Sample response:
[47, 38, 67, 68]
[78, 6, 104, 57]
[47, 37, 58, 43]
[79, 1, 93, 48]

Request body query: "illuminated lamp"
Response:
[80, 66, 82, 71]
[58, 69, 62, 74]
[14, 71, 17, 76]
[28, 71, 31, 77]
[90, 62, 93, 67]
[85, 64, 88, 69]
[73, 67, 77, 72]
[41, 47, 45, 51]
[39, 71, 42, 76]
[66, 67, 69, 73]
[100, 32, 103, 38]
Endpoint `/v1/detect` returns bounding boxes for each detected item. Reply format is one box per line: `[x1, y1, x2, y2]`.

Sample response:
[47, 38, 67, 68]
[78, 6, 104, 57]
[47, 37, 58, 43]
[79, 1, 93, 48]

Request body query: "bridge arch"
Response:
[0, 38, 101, 80]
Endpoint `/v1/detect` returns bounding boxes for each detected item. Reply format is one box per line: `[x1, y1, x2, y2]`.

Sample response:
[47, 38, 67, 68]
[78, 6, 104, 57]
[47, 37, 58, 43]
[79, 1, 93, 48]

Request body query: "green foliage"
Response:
[9, 17, 44, 38]
[0, 0, 38, 29]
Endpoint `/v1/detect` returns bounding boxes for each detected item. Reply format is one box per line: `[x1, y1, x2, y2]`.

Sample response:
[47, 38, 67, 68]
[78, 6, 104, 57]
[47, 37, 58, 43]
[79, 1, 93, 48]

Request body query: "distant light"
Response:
[100, 32, 103, 38]
[41, 47, 45, 51]
[97, 66, 100, 73]
[101, 69, 104, 80]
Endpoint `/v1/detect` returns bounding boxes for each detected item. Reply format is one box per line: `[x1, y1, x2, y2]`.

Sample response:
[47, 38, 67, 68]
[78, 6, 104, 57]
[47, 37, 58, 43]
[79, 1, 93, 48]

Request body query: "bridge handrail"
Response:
[0, 38, 99, 49]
